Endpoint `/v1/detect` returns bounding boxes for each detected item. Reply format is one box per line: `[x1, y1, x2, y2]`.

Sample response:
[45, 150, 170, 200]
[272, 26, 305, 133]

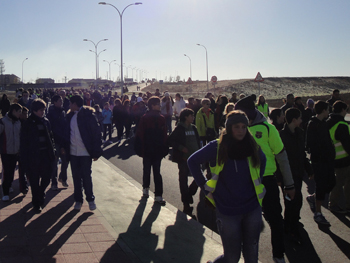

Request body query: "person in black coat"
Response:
[279, 108, 313, 243]
[0, 94, 10, 117]
[168, 108, 200, 215]
[66, 95, 103, 211]
[20, 99, 56, 213]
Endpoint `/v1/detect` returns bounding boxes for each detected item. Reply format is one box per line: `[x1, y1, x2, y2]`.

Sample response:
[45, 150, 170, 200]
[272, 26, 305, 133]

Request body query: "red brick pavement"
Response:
[0, 162, 133, 263]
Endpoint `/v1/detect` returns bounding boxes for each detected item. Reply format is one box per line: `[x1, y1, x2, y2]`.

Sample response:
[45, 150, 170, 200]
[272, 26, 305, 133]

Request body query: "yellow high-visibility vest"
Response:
[329, 121, 350, 160]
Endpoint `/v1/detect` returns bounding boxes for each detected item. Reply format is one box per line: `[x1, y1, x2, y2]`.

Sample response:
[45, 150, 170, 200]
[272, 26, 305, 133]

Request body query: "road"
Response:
[103, 85, 350, 262]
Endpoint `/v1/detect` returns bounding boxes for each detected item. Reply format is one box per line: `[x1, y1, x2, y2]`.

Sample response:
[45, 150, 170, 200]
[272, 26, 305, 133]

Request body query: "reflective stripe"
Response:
[258, 188, 266, 199]
[254, 178, 260, 186]
[337, 150, 347, 156]
[334, 142, 342, 147]
[204, 184, 214, 192]
[211, 173, 219, 181]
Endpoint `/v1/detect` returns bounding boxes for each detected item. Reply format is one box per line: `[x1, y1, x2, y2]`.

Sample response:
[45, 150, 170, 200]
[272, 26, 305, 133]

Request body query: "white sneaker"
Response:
[74, 202, 82, 211]
[155, 196, 166, 205]
[88, 201, 96, 211]
[2, 195, 9, 202]
[143, 188, 149, 197]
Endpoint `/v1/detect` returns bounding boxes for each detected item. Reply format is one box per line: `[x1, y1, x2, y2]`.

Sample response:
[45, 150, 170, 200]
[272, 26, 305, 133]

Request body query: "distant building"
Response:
[0, 74, 20, 85]
[36, 78, 55, 84]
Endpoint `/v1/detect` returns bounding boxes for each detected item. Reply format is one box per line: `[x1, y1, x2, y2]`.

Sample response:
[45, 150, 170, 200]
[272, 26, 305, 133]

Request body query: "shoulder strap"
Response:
[202, 112, 208, 128]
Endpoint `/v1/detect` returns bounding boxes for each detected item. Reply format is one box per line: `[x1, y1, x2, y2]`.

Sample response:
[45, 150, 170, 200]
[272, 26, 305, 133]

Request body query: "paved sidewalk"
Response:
[0, 158, 225, 263]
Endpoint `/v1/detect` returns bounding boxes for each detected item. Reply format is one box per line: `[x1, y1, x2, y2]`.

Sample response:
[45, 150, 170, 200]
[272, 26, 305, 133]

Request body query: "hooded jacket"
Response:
[0, 114, 21, 154]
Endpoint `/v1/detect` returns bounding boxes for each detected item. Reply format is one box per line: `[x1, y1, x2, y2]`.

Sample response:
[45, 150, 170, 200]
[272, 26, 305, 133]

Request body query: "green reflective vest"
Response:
[256, 103, 269, 118]
[329, 121, 350, 160]
[204, 140, 266, 207]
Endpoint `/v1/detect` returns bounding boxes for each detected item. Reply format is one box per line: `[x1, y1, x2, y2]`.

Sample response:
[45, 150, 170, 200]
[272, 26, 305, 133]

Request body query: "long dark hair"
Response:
[217, 111, 260, 168]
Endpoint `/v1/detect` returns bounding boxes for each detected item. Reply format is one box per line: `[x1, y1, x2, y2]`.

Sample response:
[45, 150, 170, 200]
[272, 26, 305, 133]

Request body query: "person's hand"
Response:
[285, 188, 296, 200]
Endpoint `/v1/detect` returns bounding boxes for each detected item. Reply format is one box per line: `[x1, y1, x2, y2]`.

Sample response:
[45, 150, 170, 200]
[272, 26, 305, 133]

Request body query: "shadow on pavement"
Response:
[103, 139, 136, 161]
[319, 225, 350, 260]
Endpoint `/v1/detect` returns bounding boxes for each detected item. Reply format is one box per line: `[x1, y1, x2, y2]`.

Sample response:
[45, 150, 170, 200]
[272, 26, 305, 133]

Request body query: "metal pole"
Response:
[22, 58, 28, 88]
[197, 44, 209, 92]
[184, 54, 192, 79]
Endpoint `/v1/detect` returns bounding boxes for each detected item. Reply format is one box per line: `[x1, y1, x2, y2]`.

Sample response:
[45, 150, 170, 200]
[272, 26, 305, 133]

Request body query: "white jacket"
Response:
[0, 114, 21, 154]
[173, 99, 186, 117]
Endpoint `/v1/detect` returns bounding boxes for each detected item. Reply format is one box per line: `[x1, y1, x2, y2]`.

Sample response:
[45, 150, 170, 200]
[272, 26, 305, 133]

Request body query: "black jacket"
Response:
[280, 124, 313, 178]
[306, 116, 335, 163]
[46, 105, 69, 148]
[168, 123, 200, 163]
[66, 106, 103, 159]
[20, 114, 56, 171]
[326, 114, 350, 168]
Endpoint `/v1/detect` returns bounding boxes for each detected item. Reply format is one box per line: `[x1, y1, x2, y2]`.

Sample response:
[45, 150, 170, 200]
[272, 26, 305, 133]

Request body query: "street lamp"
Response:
[83, 38, 108, 87]
[103, 60, 116, 80]
[99, 1, 142, 96]
[197, 43, 209, 92]
[22, 58, 28, 88]
[184, 54, 192, 79]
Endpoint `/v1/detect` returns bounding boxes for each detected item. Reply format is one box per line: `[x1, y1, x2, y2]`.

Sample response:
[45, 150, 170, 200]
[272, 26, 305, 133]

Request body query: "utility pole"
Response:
[0, 59, 5, 89]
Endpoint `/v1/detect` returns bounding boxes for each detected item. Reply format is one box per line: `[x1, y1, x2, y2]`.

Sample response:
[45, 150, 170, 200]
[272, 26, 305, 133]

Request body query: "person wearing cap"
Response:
[160, 92, 173, 134]
[235, 94, 295, 263]
[188, 110, 266, 263]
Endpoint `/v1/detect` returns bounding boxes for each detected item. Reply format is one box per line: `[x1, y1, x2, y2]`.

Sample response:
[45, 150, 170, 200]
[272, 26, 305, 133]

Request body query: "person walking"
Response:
[134, 96, 168, 204]
[188, 110, 266, 263]
[102, 102, 113, 143]
[0, 103, 22, 201]
[168, 108, 200, 215]
[0, 94, 11, 117]
[66, 95, 103, 211]
[235, 94, 295, 263]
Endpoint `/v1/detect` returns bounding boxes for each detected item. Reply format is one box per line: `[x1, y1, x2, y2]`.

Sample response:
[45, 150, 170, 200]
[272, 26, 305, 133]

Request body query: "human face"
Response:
[277, 112, 285, 124]
[20, 111, 28, 120]
[231, 122, 247, 141]
[227, 105, 234, 113]
[202, 101, 210, 109]
[33, 108, 46, 118]
[184, 114, 194, 125]
[12, 109, 22, 119]
[152, 102, 161, 111]
[54, 97, 63, 108]
[293, 116, 302, 127]
[70, 102, 79, 112]
[22, 93, 29, 102]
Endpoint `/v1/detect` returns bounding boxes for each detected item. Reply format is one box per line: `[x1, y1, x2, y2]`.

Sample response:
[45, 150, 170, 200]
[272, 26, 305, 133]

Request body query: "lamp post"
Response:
[103, 60, 116, 80]
[196, 43, 209, 92]
[184, 54, 192, 79]
[99, 2, 142, 96]
[83, 38, 108, 87]
[22, 58, 28, 88]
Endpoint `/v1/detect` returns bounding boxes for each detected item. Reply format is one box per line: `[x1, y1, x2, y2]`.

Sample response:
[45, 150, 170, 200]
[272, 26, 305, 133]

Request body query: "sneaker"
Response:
[155, 196, 166, 205]
[61, 181, 69, 187]
[143, 188, 149, 197]
[329, 205, 347, 214]
[314, 212, 330, 225]
[273, 257, 286, 263]
[2, 195, 9, 202]
[33, 206, 42, 213]
[74, 202, 82, 211]
[51, 185, 59, 191]
[108, 140, 113, 144]
[306, 195, 316, 211]
[58, 178, 63, 183]
[88, 201, 96, 211]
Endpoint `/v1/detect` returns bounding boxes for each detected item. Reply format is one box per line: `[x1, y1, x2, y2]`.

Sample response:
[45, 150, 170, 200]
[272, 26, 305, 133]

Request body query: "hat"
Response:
[225, 113, 249, 130]
[164, 92, 170, 97]
[234, 94, 257, 120]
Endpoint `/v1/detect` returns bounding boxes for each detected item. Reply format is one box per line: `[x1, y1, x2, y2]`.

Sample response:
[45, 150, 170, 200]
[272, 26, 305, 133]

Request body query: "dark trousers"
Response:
[18, 159, 28, 193]
[27, 153, 52, 207]
[178, 161, 198, 204]
[313, 162, 336, 201]
[262, 175, 285, 258]
[115, 122, 124, 140]
[1, 154, 18, 195]
[103, 124, 112, 140]
[70, 155, 94, 203]
[51, 144, 69, 185]
[165, 115, 172, 134]
[143, 156, 163, 196]
[283, 176, 303, 235]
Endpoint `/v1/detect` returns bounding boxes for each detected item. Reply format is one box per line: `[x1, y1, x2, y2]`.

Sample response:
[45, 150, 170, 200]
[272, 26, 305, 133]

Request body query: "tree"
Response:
[176, 75, 180, 82]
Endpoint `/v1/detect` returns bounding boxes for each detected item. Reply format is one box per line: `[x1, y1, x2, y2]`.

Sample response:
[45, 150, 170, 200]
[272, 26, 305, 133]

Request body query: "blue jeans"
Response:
[213, 206, 262, 263]
[70, 155, 94, 203]
[143, 156, 163, 196]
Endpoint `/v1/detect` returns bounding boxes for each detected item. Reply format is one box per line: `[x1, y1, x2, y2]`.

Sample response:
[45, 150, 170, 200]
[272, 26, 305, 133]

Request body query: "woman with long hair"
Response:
[188, 110, 266, 263]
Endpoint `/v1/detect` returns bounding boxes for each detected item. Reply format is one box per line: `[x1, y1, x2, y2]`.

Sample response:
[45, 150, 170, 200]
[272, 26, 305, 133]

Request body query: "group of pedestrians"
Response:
[1, 86, 349, 263]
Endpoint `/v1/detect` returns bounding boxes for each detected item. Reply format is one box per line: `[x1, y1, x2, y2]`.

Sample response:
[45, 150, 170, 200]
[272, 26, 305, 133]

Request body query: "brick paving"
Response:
[0, 163, 133, 263]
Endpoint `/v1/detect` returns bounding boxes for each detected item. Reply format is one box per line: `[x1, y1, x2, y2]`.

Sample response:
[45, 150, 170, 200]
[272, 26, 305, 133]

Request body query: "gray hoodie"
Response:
[0, 114, 21, 154]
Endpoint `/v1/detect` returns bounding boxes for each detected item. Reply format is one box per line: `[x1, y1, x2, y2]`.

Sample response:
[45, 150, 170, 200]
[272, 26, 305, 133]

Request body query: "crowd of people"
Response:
[0, 85, 349, 263]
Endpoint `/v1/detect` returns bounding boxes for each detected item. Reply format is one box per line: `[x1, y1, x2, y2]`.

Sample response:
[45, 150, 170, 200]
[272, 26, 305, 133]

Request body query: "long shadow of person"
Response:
[154, 210, 205, 263]
[100, 197, 161, 263]
[102, 140, 135, 160]
[319, 225, 350, 260]
[284, 224, 322, 263]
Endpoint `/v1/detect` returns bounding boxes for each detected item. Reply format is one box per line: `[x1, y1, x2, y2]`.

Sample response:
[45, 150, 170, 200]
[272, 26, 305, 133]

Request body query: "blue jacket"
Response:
[188, 140, 266, 216]
[66, 106, 103, 159]
[102, 108, 113, 124]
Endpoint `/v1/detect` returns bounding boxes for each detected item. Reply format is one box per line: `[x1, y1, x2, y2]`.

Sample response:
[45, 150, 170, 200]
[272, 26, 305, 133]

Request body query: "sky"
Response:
[1, 0, 350, 84]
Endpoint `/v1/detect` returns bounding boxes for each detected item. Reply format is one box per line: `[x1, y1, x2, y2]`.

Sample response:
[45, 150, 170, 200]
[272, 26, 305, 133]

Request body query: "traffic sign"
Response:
[255, 72, 264, 82]
[211, 76, 217, 83]
[186, 77, 193, 84]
